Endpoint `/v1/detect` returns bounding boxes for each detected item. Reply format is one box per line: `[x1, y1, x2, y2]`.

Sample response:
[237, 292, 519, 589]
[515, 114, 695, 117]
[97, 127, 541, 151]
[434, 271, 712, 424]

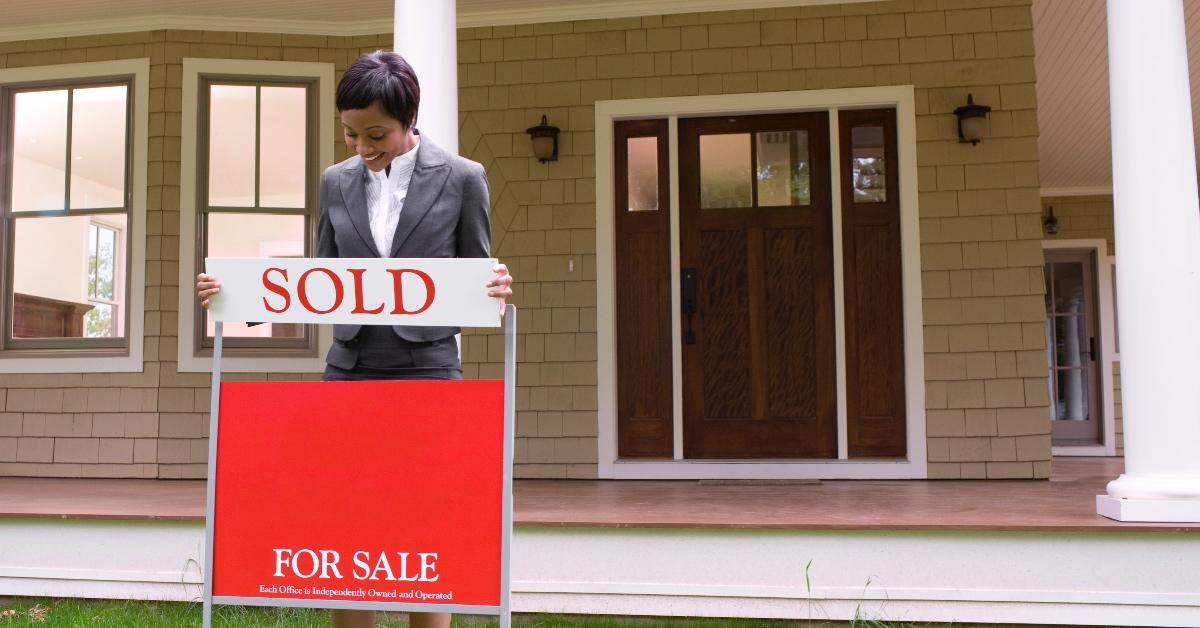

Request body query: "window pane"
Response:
[626, 136, 658, 211]
[1051, 261, 1084, 314]
[699, 133, 751, 209]
[205, 212, 305, 338]
[756, 130, 810, 206]
[12, 215, 126, 338]
[851, 125, 887, 203]
[1055, 367, 1090, 421]
[208, 85, 257, 207]
[259, 86, 307, 208]
[70, 85, 127, 209]
[12, 90, 68, 212]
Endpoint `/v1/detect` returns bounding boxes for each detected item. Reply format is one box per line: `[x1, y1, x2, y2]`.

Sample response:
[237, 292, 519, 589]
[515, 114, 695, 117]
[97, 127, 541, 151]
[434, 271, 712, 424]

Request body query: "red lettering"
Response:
[347, 268, 384, 314]
[262, 267, 290, 313]
[297, 268, 344, 314]
[386, 269, 436, 315]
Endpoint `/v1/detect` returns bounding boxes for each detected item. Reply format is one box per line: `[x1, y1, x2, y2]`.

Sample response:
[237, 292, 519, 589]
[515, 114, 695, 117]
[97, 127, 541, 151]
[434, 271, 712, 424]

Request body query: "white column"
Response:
[1098, 0, 1200, 522]
[394, 0, 459, 153]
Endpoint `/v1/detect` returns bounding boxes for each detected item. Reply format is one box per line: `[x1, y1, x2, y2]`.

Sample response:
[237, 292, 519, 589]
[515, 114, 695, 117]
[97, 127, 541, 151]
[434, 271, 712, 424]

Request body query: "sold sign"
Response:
[204, 257, 500, 327]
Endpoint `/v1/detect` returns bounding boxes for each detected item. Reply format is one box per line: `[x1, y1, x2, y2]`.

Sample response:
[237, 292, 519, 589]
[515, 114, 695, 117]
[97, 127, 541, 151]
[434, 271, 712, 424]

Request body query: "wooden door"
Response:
[614, 119, 673, 457]
[839, 108, 907, 458]
[678, 113, 837, 458]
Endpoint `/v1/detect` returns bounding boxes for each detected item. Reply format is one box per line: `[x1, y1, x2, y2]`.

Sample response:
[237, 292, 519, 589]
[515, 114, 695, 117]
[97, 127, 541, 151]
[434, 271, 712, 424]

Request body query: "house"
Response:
[0, 0, 1197, 624]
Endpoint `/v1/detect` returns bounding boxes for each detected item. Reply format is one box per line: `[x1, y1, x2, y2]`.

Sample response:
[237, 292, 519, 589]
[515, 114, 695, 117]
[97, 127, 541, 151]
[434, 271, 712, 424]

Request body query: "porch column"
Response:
[394, 0, 459, 152]
[1099, 0, 1200, 521]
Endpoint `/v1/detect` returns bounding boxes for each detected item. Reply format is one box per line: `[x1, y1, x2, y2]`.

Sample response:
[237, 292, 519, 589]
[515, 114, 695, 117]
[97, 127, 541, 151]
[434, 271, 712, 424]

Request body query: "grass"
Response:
[0, 598, 1101, 627]
[0, 597, 861, 627]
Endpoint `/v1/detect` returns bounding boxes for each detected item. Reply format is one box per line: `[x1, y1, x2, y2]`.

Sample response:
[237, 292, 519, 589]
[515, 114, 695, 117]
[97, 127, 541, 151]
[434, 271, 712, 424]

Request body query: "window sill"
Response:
[0, 345, 142, 373]
[175, 325, 331, 373]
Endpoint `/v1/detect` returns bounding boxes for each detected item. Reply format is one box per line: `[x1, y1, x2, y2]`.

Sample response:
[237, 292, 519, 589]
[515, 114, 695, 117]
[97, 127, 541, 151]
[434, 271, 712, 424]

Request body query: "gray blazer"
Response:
[317, 132, 492, 369]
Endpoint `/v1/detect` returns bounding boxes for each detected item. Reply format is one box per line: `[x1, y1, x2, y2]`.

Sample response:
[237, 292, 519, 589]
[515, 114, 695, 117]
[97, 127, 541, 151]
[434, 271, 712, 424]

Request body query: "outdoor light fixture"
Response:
[1044, 206, 1059, 235]
[954, 93, 991, 145]
[526, 114, 560, 162]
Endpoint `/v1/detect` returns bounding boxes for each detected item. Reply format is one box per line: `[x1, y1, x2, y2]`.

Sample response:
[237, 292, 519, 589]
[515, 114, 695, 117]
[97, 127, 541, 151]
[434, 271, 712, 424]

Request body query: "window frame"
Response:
[0, 59, 147, 373]
[195, 76, 318, 353]
[0, 77, 134, 351]
[177, 58, 334, 374]
[85, 217, 125, 339]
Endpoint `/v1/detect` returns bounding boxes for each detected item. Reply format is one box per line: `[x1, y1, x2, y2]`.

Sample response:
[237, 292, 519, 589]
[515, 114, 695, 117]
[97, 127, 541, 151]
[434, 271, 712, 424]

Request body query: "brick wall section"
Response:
[0, 0, 1052, 480]
[1041, 194, 1122, 454]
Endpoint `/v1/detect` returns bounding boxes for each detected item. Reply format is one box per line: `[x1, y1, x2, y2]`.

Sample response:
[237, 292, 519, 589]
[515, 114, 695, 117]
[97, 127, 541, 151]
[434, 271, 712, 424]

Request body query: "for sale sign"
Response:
[211, 379, 505, 608]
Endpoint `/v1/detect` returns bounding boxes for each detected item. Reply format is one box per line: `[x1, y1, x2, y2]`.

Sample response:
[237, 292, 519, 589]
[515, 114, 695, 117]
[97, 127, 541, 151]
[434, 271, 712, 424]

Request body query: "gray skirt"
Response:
[322, 326, 462, 381]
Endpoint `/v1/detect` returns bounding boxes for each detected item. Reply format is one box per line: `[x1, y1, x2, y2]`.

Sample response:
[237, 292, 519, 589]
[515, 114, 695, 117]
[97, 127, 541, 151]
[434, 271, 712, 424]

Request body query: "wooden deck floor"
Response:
[0, 457, 1194, 532]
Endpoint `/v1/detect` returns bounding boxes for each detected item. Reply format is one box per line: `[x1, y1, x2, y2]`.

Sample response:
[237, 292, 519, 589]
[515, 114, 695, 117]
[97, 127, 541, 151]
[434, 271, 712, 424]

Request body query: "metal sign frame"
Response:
[201, 304, 517, 627]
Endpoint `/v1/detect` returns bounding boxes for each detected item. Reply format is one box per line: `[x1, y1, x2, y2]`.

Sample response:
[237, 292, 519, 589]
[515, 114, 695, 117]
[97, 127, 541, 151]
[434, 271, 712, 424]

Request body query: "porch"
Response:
[1, 457, 1197, 626]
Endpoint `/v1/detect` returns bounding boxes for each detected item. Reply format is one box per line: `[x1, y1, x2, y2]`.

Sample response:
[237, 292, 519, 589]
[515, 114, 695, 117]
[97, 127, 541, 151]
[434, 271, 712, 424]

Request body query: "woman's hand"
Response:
[197, 273, 221, 309]
[487, 263, 513, 317]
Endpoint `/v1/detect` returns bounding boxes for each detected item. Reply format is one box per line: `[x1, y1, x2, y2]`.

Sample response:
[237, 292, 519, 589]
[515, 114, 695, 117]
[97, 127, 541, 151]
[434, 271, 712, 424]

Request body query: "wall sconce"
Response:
[954, 93, 991, 145]
[1044, 206, 1059, 235]
[525, 114, 560, 163]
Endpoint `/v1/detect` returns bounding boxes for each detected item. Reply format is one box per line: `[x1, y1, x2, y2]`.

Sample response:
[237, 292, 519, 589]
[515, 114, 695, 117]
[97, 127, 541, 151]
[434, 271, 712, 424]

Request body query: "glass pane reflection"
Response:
[258, 86, 307, 208]
[627, 136, 658, 211]
[208, 85, 257, 207]
[1052, 261, 1085, 314]
[755, 130, 810, 206]
[699, 133, 752, 209]
[1055, 367, 1090, 421]
[70, 85, 128, 209]
[12, 90, 68, 212]
[851, 125, 886, 203]
[11, 215, 127, 338]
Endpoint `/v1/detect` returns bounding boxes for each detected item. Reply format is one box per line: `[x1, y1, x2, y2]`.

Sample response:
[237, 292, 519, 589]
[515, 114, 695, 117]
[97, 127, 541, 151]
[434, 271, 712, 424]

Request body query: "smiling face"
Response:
[340, 100, 418, 172]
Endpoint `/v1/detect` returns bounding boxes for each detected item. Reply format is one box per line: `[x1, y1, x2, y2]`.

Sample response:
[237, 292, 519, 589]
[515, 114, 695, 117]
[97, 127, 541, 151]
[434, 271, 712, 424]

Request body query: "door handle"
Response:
[1089, 336, 1096, 361]
[682, 268, 697, 345]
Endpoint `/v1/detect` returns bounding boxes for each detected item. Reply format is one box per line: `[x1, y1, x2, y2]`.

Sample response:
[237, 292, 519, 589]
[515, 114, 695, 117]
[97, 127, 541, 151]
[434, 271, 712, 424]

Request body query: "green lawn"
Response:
[0, 597, 1083, 627]
[0, 597, 864, 627]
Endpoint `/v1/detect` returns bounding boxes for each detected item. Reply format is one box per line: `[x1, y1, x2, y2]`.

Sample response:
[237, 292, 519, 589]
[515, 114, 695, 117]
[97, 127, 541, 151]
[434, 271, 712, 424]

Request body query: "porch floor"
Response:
[0, 457, 1194, 533]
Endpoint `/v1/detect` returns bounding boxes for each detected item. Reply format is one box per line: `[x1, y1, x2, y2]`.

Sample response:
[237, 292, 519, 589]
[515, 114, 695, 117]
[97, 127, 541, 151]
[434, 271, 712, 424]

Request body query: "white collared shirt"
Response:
[364, 138, 420, 257]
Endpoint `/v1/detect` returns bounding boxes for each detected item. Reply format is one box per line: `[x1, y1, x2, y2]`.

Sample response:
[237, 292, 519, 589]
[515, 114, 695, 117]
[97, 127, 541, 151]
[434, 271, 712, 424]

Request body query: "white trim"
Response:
[176, 58, 334, 373]
[595, 86, 927, 479]
[7, 516, 1200, 625]
[1040, 186, 1113, 198]
[0, 0, 878, 44]
[458, 0, 877, 28]
[0, 15, 382, 44]
[668, 116, 684, 460]
[0, 59, 148, 373]
[829, 109, 848, 461]
[1041, 239, 1118, 457]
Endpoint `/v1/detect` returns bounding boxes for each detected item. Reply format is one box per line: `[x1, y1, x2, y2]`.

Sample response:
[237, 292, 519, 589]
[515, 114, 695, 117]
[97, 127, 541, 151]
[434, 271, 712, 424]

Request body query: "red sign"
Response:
[211, 380, 505, 607]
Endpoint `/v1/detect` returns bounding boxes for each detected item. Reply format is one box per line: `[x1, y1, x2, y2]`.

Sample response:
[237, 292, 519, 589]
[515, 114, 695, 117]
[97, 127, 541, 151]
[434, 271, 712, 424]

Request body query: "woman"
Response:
[198, 51, 512, 628]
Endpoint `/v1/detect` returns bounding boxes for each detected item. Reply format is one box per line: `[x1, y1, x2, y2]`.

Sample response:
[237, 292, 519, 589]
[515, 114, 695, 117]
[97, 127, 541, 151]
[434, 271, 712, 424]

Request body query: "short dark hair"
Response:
[336, 51, 420, 129]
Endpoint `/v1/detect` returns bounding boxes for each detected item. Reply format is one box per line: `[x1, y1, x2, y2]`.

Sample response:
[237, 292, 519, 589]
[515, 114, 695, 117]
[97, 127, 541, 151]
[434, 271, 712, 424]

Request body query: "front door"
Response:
[1044, 250, 1103, 444]
[677, 113, 837, 458]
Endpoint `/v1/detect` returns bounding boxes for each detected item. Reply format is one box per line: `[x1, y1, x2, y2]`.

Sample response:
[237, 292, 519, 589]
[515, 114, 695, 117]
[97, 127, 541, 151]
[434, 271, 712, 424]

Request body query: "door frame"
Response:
[595, 86, 927, 479]
[1042, 239, 1118, 457]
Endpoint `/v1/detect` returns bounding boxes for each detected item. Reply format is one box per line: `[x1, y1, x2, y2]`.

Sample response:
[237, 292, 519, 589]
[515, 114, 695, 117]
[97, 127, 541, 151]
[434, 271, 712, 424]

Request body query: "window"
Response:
[86, 219, 123, 338]
[197, 77, 317, 351]
[177, 59, 334, 373]
[1, 80, 132, 352]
